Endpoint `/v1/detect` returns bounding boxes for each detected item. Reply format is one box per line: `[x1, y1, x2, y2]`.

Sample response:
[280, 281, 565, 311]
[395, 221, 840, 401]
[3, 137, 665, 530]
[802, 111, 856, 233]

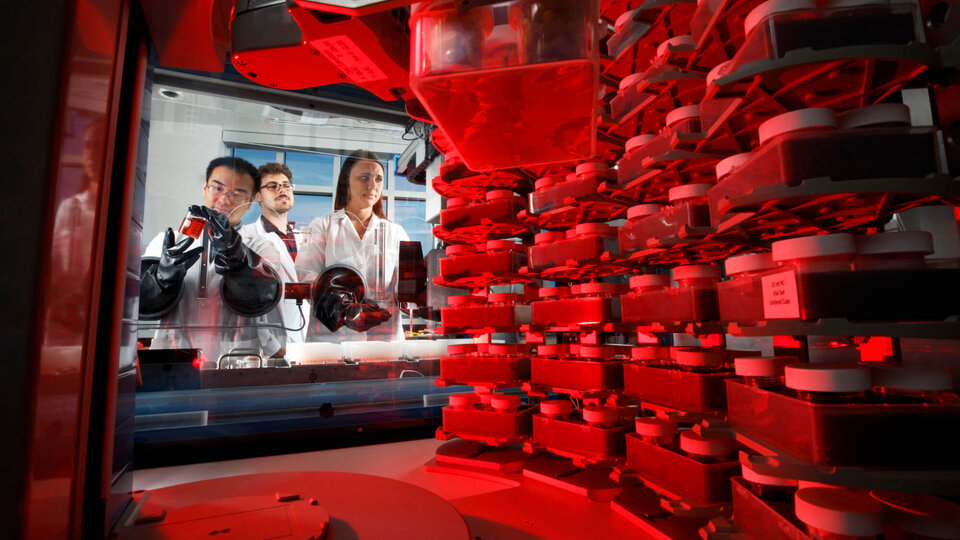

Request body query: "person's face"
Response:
[256, 173, 294, 217]
[347, 160, 384, 211]
[202, 165, 255, 226]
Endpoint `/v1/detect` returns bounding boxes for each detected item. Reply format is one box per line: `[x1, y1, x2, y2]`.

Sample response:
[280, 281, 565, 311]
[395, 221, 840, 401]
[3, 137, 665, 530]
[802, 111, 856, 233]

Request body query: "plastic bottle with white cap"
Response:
[735, 355, 796, 389]
[672, 264, 723, 322]
[785, 362, 873, 404]
[680, 426, 736, 464]
[718, 251, 778, 323]
[741, 459, 799, 503]
[869, 490, 960, 540]
[794, 487, 884, 540]
[770, 233, 858, 320]
[867, 362, 955, 404]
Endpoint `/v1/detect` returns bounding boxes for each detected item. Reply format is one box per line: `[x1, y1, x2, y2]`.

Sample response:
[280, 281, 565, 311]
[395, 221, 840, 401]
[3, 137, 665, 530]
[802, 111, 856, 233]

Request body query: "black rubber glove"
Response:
[313, 266, 391, 333]
[139, 228, 202, 319]
[344, 300, 392, 333]
[193, 205, 251, 273]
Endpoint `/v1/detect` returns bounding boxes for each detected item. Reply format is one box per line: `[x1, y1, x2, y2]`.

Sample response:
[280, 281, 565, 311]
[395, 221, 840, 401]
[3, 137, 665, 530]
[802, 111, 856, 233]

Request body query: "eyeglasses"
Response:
[204, 184, 250, 203]
[261, 182, 295, 192]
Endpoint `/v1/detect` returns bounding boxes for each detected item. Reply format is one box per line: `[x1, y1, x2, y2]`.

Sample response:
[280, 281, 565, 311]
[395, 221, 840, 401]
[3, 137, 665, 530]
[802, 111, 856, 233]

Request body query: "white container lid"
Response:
[582, 405, 619, 425]
[635, 417, 678, 438]
[759, 108, 838, 145]
[614, 10, 634, 32]
[784, 363, 873, 393]
[487, 343, 522, 355]
[657, 35, 695, 59]
[741, 462, 799, 487]
[535, 231, 565, 244]
[735, 356, 796, 377]
[666, 105, 701, 128]
[449, 393, 477, 408]
[445, 244, 476, 256]
[486, 189, 516, 201]
[772, 233, 857, 262]
[668, 182, 712, 202]
[724, 252, 776, 275]
[476, 391, 495, 406]
[794, 488, 884, 537]
[856, 231, 934, 256]
[632, 345, 670, 361]
[619, 72, 643, 91]
[715, 152, 754, 180]
[869, 490, 960, 540]
[537, 343, 569, 356]
[707, 60, 733, 86]
[564, 228, 578, 239]
[680, 429, 734, 457]
[286, 342, 342, 365]
[486, 239, 519, 251]
[448, 294, 485, 306]
[575, 222, 614, 236]
[625, 133, 656, 153]
[838, 103, 911, 129]
[578, 282, 626, 296]
[630, 273, 671, 290]
[540, 399, 572, 417]
[627, 203, 662, 220]
[745, 0, 819, 37]
[576, 162, 610, 175]
[675, 347, 727, 367]
[447, 197, 471, 208]
[535, 175, 564, 190]
[578, 344, 614, 359]
[487, 292, 523, 303]
[868, 363, 954, 392]
[447, 343, 476, 355]
[538, 286, 569, 298]
[673, 264, 721, 281]
[490, 394, 521, 412]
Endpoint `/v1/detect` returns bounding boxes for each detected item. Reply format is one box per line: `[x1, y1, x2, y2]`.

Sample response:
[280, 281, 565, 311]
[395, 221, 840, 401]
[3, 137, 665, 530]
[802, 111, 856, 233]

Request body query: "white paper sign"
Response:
[761, 270, 801, 319]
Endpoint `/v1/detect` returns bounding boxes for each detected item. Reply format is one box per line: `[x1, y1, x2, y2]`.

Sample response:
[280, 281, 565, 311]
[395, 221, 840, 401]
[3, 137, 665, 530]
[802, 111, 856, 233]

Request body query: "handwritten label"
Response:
[761, 270, 801, 319]
[310, 35, 388, 83]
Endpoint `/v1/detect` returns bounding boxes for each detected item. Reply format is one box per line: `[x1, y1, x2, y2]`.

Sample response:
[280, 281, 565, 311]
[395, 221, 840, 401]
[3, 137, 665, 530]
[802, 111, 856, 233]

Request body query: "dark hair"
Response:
[206, 156, 261, 192]
[335, 149, 386, 219]
[258, 162, 293, 184]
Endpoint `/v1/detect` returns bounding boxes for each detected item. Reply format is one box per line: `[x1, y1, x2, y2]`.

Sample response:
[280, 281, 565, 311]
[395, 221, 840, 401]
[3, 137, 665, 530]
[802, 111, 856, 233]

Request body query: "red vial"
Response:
[794, 487, 883, 540]
[178, 209, 207, 239]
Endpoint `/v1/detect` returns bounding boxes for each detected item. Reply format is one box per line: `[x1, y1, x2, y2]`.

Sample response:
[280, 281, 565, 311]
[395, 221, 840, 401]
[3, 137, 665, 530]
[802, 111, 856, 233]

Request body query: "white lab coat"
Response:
[295, 209, 409, 343]
[240, 218, 308, 343]
[143, 227, 284, 364]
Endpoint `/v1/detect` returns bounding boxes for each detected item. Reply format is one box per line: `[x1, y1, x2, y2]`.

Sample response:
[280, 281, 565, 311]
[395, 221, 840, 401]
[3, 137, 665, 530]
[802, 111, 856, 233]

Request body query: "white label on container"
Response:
[761, 270, 800, 319]
[310, 35, 388, 83]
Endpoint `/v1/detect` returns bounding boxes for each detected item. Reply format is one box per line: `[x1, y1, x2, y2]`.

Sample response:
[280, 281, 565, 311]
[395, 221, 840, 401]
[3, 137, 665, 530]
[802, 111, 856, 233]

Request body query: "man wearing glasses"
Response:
[241, 162, 308, 343]
[139, 156, 284, 365]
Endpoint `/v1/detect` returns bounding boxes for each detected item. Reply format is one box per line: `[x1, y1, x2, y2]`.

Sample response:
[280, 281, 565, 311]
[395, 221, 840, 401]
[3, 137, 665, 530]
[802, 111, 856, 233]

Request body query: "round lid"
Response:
[538, 286, 570, 298]
[490, 394, 521, 411]
[582, 405, 619, 425]
[476, 342, 489, 354]
[627, 203, 662, 220]
[564, 228, 578, 239]
[741, 462, 799, 487]
[578, 282, 627, 296]
[675, 348, 727, 368]
[680, 429, 734, 457]
[724, 252, 776, 275]
[614, 10, 634, 32]
[625, 134, 656, 153]
[657, 35, 694, 58]
[794, 488, 884, 537]
[569, 284, 583, 295]
[856, 231, 934, 256]
[487, 292, 522, 303]
[445, 244, 476, 256]
[839, 103, 912, 129]
[540, 399, 572, 416]
[630, 273, 671, 290]
[745, 0, 818, 37]
[635, 417, 678, 438]
[619, 72, 644, 92]
[476, 391, 495, 405]
[868, 363, 954, 392]
[575, 222, 614, 237]
[715, 152, 754, 180]
[486, 239, 519, 251]
[772, 233, 857, 262]
[784, 363, 873, 393]
[735, 356, 796, 377]
[535, 175, 564, 190]
[449, 393, 477, 408]
[448, 295, 485, 306]
[535, 231, 565, 244]
[487, 343, 521, 355]
[707, 60, 733, 86]
[870, 490, 960, 539]
[447, 197, 471, 208]
[665, 105, 701, 127]
[447, 343, 476, 355]
[673, 264, 721, 281]
[758, 108, 838, 145]
[576, 162, 610, 175]
[537, 343, 569, 356]
[568, 343, 581, 356]
[632, 345, 669, 361]
[578, 344, 613, 359]
[486, 189, 516, 201]
[668, 182, 712, 202]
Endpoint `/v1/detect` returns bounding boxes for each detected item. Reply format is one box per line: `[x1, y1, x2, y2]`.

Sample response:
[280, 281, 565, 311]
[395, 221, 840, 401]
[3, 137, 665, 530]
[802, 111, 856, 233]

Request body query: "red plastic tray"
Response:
[623, 363, 733, 413]
[625, 434, 739, 505]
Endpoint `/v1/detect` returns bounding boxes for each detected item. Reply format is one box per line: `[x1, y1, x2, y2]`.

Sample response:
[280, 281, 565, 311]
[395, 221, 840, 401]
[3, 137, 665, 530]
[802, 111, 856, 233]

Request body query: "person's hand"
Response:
[315, 288, 355, 332]
[193, 205, 237, 253]
[156, 227, 202, 286]
[344, 300, 391, 332]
